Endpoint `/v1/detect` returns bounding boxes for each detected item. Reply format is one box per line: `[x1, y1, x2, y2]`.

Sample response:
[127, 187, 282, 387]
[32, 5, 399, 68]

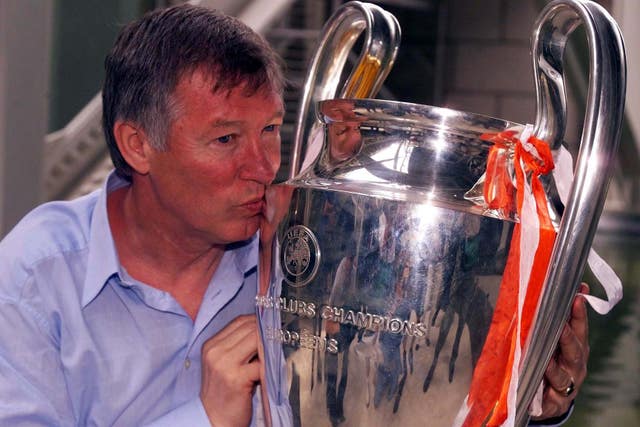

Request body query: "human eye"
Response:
[263, 124, 279, 133]
[216, 134, 233, 144]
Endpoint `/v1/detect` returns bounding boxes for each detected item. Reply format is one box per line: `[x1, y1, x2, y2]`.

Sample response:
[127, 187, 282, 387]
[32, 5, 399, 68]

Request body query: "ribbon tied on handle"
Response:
[457, 124, 623, 426]
[456, 125, 557, 427]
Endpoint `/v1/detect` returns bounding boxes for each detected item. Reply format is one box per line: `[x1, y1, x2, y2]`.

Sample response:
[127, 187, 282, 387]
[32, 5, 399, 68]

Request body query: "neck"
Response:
[108, 185, 224, 320]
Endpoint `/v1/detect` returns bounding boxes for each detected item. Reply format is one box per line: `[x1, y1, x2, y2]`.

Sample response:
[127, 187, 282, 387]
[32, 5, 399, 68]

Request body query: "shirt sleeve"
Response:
[144, 398, 211, 427]
[528, 402, 574, 426]
[147, 394, 272, 427]
[0, 294, 76, 426]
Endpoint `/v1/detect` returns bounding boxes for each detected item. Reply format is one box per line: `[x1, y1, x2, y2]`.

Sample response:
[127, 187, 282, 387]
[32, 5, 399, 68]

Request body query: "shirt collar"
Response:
[81, 171, 129, 307]
[229, 234, 259, 277]
[81, 172, 261, 307]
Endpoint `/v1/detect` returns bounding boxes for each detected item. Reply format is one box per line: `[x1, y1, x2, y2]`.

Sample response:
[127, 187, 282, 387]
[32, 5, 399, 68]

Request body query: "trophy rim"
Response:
[318, 97, 524, 135]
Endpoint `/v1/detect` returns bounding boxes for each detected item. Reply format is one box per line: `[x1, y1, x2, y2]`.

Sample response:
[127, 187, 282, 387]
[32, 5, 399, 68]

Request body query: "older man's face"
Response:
[143, 69, 284, 247]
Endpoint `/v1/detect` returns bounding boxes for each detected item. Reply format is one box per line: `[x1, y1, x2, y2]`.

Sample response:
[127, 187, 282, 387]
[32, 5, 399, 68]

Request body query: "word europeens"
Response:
[256, 295, 427, 354]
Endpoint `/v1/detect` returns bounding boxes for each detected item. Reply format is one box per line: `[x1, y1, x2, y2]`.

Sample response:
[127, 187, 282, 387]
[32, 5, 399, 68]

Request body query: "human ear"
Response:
[113, 120, 152, 175]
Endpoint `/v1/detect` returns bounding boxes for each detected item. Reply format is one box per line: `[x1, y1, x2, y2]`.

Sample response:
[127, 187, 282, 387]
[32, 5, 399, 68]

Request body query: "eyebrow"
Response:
[268, 109, 286, 122]
[210, 110, 285, 128]
[210, 119, 243, 129]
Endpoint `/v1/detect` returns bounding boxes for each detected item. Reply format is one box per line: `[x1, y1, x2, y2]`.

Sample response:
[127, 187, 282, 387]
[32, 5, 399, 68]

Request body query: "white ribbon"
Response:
[552, 145, 623, 314]
[503, 124, 538, 426]
[529, 138, 623, 418]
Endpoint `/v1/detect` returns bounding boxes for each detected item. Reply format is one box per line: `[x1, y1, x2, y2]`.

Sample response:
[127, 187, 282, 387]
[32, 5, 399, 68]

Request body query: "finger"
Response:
[243, 358, 262, 383]
[207, 314, 256, 344]
[224, 355, 262, 387]
[203, 338, 259, 380]
[537, 394, 561, 420]
[558, 323, 579, 362]
[203, 318, 258, 361]
[570, 282, 590, 346]
[544, 353, 574, 393]
[536, 387, 572, 420]
[225, 326, 259, 364]
[547, 325, 587, 391]
[558, 322, 589, 376]
[213, 322, 258, 356]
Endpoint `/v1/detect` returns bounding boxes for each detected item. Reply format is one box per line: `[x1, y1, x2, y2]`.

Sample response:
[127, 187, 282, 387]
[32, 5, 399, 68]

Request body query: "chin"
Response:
[227, 221, 261, 243]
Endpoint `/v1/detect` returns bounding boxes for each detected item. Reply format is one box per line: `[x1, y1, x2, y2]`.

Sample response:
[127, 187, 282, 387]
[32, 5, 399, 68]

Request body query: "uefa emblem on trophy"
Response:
[257, 1, 626, 426]
[281, 225, 321, 288]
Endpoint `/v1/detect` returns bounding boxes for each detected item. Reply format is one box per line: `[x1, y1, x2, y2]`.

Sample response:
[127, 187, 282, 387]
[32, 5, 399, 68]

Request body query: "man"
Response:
[0, 4, 587, 427]
[1, 5, 283, 426]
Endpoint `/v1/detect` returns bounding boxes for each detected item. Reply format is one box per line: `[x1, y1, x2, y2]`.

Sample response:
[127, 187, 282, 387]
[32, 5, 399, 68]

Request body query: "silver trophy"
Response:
[257, 1, 626, 426]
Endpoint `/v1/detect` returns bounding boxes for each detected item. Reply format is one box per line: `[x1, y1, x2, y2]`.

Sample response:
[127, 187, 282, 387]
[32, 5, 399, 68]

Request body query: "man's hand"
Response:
[533, 283, 590, 420]
[200, 315, 260, 427]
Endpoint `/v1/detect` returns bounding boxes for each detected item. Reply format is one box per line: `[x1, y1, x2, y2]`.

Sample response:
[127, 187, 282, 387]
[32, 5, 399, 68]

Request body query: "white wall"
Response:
[0, 0, 52, 235]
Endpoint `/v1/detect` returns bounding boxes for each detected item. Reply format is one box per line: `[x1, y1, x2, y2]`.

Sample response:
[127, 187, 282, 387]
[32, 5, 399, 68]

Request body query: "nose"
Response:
[240, 136, 281, 185]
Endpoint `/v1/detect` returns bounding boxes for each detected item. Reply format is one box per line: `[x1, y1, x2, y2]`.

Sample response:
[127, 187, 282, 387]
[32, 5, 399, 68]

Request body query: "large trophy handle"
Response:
[517, 0, 626, 423]
[290, 1, 400, 179]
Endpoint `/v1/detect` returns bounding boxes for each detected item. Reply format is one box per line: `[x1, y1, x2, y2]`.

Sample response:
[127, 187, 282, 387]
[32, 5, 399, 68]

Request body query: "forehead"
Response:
[172, 68, 282, 108]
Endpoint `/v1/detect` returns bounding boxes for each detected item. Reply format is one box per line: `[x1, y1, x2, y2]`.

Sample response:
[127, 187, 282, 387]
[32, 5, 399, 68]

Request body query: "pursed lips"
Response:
[238, 196, 266, 215]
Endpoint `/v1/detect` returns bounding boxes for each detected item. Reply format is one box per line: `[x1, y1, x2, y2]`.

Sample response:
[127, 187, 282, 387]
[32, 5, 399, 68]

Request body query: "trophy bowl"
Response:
[257, 1, 625, 426]
[261, 100, 525, 427]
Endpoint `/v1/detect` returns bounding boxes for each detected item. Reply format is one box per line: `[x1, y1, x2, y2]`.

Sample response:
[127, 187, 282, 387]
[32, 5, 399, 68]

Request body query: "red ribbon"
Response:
[462, 130, 556, 427]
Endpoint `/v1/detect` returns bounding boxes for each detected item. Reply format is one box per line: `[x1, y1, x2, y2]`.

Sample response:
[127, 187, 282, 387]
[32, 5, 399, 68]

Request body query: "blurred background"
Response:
[0, 0, 637, 425]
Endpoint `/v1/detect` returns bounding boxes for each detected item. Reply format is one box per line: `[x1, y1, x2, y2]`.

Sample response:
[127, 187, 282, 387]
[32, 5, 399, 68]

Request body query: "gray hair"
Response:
[102, 4, 285, 179]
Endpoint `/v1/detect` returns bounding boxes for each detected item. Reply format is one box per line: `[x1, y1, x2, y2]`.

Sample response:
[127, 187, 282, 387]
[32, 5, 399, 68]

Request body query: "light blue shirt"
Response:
[0, 172, 261, 426]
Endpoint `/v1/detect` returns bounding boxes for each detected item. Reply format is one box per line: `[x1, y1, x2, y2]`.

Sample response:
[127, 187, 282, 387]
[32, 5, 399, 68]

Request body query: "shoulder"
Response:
[0, 191, 101, 292]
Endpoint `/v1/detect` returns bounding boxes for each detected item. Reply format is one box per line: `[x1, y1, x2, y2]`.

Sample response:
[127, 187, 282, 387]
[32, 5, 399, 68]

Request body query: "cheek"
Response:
[267, 140, 282, 170]
[271, 148, 281, 171]
[199, 166, 246, 203]
[190, 158, 238, 182]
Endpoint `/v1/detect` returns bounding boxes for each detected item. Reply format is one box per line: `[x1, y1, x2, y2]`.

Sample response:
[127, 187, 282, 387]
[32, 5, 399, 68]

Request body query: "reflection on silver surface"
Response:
[291, 0, 400, 181]
[308, 98, 520, 220]
[263, 188, 512, 426]
[259, 0, 626, 426]
[263, 99, 521, 426]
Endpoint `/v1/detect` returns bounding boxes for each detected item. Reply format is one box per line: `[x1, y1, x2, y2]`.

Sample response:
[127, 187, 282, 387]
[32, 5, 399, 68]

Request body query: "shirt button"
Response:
[184, 358, 191, 369]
